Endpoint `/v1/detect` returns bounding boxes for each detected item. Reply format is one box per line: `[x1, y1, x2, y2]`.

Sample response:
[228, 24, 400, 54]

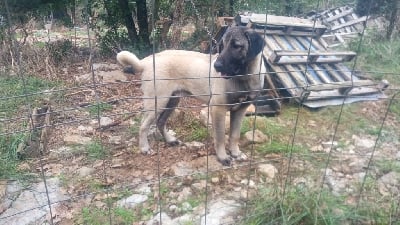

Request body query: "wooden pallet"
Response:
[269, 50, 356, 64]
[243, 14, 327, 37]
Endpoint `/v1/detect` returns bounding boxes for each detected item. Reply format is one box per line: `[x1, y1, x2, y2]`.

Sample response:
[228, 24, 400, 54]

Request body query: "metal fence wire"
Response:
[1, 0, 400, 224]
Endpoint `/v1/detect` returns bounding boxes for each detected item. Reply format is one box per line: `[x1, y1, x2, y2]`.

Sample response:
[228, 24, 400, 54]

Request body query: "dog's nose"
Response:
[214, 60, 224, 71]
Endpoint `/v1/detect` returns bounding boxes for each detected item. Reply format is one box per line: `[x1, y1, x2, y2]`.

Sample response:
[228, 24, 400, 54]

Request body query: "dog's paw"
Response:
[141, 148, 155, 155]
[218, 156, 233, 166]
[167, 140, 181, 146]
[232, 152, 248, 161]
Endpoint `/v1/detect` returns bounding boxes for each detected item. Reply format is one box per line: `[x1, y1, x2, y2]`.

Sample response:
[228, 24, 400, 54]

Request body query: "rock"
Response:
[185, 141, 205, 149]
[177, 187, 191, 202]
[75, 73, 91, 83]
[181, 202, 192, 212]
[353, 135, 375, 149]
[257, 164, 278, 179]
[244, 129, 268, 143]
[211, 177, 220, 184]
[0, 178, 70, 225]
[200, 199, 239, 225]
[100, 117, 113, 127]
[136, 184, 151, 195]
[321, 141, 338, 149]
[170, 161, 195, 176]
[311, 145, 324, 152]
[49, 146, 76, 159]
[77, 125, 94, 135]
[396, 152, 400, 161]
[241, 179, 255, 188]
[169, 204, 178, 212]
[92, 63, 120, 71]
[98, 70, 127, 83]
[77, 166, 96, 177]
[63, 134, 92, 145]
[109, 136, 122, 145]
[192, 180, 207, 192]
[146, 212, 172, 225]
[378, 172, 400, 196]
[117, 194, 148, 208]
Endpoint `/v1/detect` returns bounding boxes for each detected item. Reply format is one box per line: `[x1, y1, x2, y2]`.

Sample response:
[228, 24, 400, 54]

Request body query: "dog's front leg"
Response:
[211, 106, 231, 166]
[229, 105, 249, 160]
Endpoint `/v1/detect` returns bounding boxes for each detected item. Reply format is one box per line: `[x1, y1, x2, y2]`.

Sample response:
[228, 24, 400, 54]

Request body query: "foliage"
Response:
[240, 185, 398, 225]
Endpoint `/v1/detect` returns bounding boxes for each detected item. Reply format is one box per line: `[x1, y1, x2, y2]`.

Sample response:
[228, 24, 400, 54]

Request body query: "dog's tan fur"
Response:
[117, 26, 266, 165]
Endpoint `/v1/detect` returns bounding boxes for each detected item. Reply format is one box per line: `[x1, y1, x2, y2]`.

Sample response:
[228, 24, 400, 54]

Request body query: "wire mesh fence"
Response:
[1, 0, 400, 224]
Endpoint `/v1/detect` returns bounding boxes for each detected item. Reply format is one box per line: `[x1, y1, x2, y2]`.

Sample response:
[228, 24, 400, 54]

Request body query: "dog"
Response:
[117, 26, 267, 166]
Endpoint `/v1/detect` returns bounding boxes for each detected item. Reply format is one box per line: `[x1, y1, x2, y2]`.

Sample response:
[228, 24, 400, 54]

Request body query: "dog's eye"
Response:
[232, 41, 243, 49]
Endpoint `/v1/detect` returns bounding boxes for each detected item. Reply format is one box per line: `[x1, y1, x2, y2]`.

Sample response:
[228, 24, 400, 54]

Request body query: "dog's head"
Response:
[214, 26, 265, 78]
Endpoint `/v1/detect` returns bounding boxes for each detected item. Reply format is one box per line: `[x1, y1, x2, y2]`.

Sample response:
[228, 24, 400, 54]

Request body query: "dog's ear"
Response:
[245, 29, 265, 59]
[217, 39, 224, 53]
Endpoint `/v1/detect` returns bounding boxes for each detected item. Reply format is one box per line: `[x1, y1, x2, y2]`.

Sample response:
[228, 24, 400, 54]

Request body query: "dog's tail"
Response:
[116, 51, 144, 74]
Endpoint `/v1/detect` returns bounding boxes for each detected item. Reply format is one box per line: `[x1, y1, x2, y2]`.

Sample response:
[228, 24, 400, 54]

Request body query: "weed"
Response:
[256, 140, 307, 155]
[80, 206, 136, 225]
[0, 75, 58, 118]
[0, 132, 28, 179]
[240, 185, 395, 225]
[87, 102, 113, 116]
[174, 115, 208, 142]
[86, 140, 107, 160]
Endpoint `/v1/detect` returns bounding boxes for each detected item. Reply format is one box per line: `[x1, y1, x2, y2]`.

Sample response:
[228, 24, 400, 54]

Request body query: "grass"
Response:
[80, 206, 136, 225]
[240, 185, 397, 225]
[87, 102, 113, 116]
[348, 32, 400, 85]
[0, 74, 59, 180]
[86, 140, 108, 160]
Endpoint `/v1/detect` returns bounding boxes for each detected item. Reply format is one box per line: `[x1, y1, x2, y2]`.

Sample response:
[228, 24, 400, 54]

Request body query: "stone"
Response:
[185, 141, 205, 149]
[109, 136, 122, 145]
[177, 187, 191, 202]
[63, 134, 92, 145]
[211, 177, 220, 184]
[117, 194, 148, 208]
[0, 178, 70, 225]
[170, 161, 194, 176]
[321, 141, 338, 149]
[181, 202, 192, 212]
[244, 129, 268, 143]
[241, 179, 255, 188]
[200, 199, 239, 225]
[257, 163, 278, 179]
[353, 135, 375, 149]
[146, 212, 172, 225]
[100, 117, 113, 127]
[77, 166, 95, 177]
[98, 70, 127, 83]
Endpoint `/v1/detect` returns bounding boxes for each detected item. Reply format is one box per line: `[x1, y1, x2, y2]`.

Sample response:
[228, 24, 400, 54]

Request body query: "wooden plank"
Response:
[246, 14, 326, 29]
[254, 28, 325, 37]
[331, 16, 367, 31]
[270, 65, 301, 97]
[325, 8, 353, 23]
[270, 50, 356, 64]
[321, 64, 345, 82]
[295, 64, 318, 85]
[309, 64, 332, 83]
[304, 79, 376, 92]
[272, 36, 315, 85]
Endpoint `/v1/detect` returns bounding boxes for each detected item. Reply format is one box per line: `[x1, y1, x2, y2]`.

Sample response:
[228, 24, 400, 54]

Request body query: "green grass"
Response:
[0, 74, 59, 180]
[256, 140, 307, 155]
[87, 102, 113, 116]
[348, 32, 400, 85]
[175, 116, 209, 142]
[86, 140, 108, 160]
[80, 206, 136, 225]
[240, 185, 397, 225]
[0, 75, 58, 118]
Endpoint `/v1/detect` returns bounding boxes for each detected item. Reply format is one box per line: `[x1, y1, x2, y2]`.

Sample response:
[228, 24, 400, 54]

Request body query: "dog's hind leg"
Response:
[157, 96, 180, 146]
[139, 110, 159, 154]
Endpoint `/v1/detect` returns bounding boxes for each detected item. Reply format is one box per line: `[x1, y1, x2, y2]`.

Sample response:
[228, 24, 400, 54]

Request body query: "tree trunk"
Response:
[386, 0, 399, 40]
[170, 0, 185, 49]
[117, 0, 138, 45]
[136, 0, 150, 52]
